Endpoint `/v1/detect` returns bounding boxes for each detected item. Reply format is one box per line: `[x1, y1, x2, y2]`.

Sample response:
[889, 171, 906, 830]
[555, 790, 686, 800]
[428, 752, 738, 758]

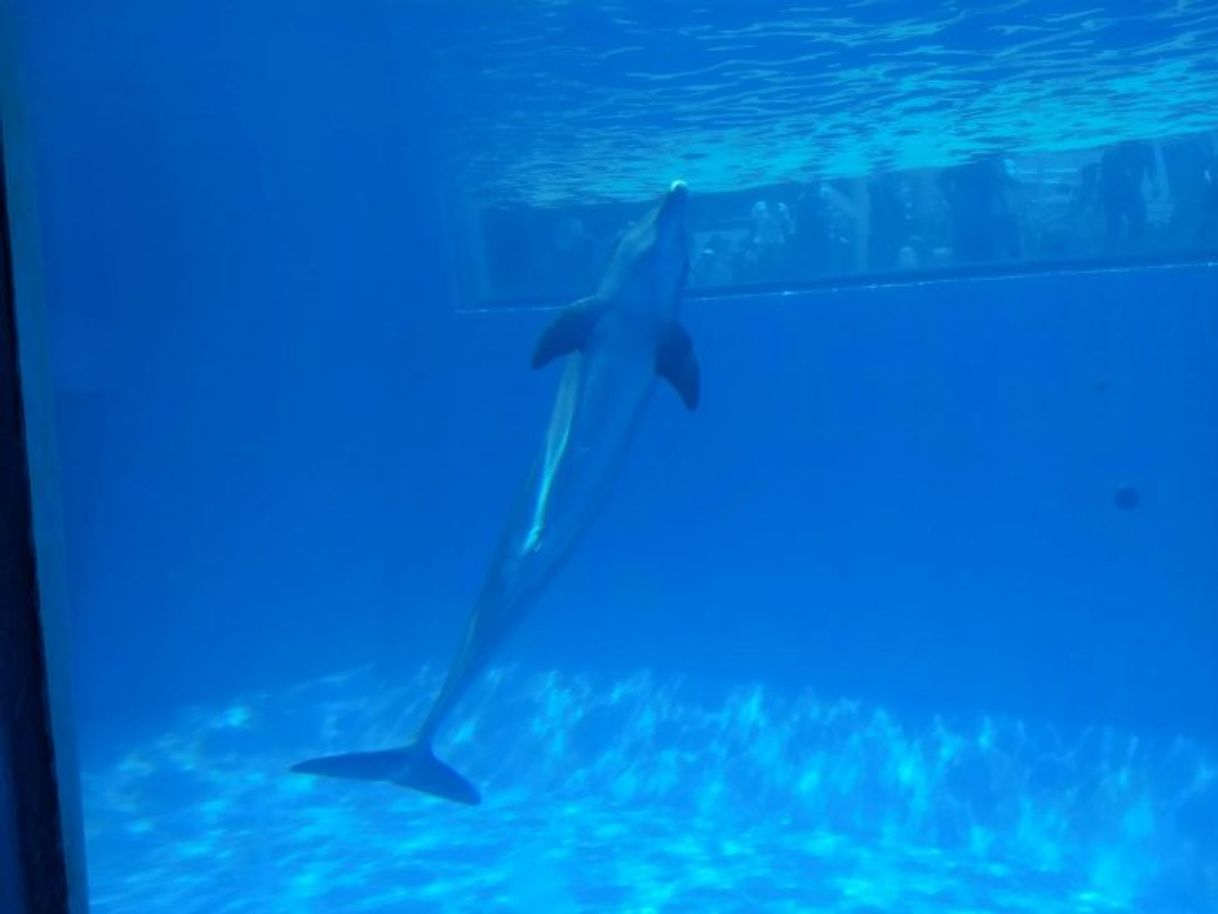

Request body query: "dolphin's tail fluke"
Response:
[290, 742, 481, 806]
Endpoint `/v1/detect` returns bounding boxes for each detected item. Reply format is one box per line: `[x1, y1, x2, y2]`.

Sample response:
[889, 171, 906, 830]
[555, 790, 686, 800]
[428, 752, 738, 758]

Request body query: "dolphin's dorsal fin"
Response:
[656, 322, 699, 410]
[532, 296, 603, 369]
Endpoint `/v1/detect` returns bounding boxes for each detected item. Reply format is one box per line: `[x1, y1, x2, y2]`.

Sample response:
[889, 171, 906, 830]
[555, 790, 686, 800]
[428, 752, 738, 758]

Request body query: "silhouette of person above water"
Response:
[867, 172, 921, 271]
[1098, 140, 1157, 253]
[745, 199, 794, 276]
[1201, 151, 1218, 248]
[1159, 135, 1214, 248]
[792, 181, 858, 277]
[938, 155, 1021, 264]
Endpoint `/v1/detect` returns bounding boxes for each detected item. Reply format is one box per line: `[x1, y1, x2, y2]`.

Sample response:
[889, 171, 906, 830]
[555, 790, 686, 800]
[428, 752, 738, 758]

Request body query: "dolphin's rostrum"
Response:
[291, 181, 698, 804]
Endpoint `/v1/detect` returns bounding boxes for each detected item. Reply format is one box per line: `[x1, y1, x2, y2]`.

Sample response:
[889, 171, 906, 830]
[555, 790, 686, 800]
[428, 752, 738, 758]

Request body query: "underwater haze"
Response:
[8, 0, 1218, 911]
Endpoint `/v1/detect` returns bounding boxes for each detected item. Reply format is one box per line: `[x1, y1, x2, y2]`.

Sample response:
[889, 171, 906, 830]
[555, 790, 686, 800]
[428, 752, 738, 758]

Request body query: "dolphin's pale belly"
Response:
[496, 335, 656, 607]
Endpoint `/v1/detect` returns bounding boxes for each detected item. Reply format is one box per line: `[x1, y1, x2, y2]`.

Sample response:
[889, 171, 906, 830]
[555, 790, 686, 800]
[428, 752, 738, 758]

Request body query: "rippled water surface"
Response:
[419, 0, 1218, 205]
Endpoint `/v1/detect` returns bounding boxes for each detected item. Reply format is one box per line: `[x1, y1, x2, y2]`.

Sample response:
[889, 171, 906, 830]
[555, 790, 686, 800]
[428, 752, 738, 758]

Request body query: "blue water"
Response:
[8, 0, 1218, 911]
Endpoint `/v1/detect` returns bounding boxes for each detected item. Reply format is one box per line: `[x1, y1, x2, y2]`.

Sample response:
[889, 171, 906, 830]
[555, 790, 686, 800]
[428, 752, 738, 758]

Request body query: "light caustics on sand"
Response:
[82, 667, 1217, 913]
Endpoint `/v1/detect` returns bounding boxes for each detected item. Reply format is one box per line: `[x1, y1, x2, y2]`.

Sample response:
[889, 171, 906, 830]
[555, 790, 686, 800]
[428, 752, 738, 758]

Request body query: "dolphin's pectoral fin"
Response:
[532, 296, 603, 369]
[656, 322, 699, 410]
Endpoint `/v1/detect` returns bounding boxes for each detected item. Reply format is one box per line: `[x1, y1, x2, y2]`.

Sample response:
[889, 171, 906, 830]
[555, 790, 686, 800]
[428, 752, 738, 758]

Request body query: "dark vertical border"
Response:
[2, 5, 89, 907]
[0, 126, 71, 913]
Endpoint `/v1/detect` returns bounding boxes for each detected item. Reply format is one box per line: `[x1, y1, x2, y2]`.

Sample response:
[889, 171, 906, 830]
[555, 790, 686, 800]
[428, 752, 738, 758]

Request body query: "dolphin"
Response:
[291, 181, 699, 805]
